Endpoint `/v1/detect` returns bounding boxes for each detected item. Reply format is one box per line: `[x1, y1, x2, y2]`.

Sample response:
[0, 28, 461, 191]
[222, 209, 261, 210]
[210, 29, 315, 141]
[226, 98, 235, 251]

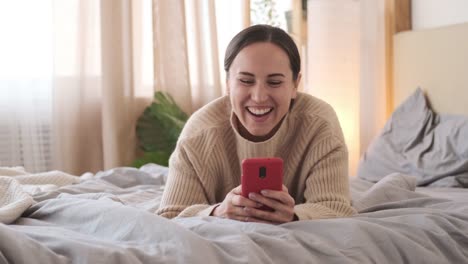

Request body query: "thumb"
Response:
[232, 185, 242, 195]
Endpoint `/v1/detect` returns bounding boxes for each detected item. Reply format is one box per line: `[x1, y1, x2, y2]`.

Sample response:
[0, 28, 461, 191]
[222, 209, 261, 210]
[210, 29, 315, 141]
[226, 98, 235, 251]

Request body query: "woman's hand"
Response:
[212, 185, 264, 221]
[243, 185, 296, 224]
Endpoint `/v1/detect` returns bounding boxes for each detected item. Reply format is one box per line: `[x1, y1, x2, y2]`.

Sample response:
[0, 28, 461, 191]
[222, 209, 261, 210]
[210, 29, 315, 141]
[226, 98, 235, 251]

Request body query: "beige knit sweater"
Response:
[156, 92, 356, 220]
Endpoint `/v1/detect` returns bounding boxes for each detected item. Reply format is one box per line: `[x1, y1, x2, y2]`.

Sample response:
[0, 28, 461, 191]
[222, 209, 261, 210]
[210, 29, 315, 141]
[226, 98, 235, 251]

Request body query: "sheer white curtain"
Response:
[152, 0, 249, 114]
[1, 0, 248, 174]
[1, 0, 299, 174]
[0, 0, 54, 173]
[1, 0, 155, 175]
[53, 0, 155, 175]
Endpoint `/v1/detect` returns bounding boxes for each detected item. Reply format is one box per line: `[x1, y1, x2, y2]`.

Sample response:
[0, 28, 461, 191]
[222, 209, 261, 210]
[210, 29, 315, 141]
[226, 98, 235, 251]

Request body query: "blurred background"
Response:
[1, 0, 467, 176]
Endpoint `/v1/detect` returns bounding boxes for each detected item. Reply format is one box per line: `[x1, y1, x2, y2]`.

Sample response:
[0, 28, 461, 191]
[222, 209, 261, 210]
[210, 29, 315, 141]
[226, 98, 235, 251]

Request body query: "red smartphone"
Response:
[241, 157, 283, 210]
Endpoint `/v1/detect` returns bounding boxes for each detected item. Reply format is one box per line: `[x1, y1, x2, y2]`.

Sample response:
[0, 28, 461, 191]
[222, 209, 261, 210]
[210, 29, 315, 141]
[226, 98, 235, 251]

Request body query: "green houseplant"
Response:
[132, 91, 188, 167]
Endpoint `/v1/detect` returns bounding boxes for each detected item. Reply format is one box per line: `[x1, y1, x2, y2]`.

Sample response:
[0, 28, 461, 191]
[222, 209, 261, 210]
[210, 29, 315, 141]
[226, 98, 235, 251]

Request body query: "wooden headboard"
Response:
[393, 22, 468, 115]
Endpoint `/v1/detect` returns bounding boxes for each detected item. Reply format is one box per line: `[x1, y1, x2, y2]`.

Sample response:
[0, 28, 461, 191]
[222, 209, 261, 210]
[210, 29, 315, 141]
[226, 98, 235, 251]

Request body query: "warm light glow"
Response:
[307, 0, 361, 176]
[333, 105, 360, 177]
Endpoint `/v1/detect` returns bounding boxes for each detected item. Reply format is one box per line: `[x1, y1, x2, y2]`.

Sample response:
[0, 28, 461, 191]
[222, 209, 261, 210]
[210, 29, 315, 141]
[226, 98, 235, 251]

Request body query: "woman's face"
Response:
[227, 42, 300, 140]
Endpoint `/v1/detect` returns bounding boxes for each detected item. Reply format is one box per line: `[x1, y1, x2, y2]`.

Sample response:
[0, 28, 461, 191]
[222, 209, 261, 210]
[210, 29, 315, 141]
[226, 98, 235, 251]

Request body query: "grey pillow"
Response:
[357, 88, 468, 187]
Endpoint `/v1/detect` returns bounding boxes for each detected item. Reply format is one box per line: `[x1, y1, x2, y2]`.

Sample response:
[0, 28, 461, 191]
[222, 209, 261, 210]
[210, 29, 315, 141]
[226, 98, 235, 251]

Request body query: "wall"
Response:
[412, 0, 468, 30]
[359, 0, 390, 172]
[306, 0, 392, 176]
[307, 0, 361, 176]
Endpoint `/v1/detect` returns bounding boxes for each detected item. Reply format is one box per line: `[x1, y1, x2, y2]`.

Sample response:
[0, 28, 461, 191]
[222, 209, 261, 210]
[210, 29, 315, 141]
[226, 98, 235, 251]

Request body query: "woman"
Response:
[156, 24, 356, 224]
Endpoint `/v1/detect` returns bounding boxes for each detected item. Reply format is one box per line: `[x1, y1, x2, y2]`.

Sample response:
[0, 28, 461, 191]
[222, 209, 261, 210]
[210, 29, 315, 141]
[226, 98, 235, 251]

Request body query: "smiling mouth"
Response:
[246, 107, 274, 117]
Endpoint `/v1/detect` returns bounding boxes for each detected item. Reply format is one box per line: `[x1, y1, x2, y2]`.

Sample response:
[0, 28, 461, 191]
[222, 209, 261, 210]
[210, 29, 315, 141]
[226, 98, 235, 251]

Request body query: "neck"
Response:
[236, 116, 285, 142]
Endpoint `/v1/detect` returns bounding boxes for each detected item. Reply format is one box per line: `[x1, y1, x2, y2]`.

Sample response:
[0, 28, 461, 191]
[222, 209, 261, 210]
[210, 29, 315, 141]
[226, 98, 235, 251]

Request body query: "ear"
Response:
[292, 73, 302, 98]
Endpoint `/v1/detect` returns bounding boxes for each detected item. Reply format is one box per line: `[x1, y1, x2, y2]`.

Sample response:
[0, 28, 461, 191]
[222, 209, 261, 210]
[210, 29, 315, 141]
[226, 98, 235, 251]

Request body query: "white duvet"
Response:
[1, 165, 467, 264]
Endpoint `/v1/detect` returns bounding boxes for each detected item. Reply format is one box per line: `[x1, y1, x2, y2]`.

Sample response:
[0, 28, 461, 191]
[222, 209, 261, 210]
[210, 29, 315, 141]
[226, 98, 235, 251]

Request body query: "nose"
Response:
[251, 82, 268, 103]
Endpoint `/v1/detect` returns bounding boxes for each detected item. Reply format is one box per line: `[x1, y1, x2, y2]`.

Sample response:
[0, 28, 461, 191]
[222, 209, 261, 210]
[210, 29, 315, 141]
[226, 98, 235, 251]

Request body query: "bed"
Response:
[391, 21, 468, 201]
[1, 23, 468, 264]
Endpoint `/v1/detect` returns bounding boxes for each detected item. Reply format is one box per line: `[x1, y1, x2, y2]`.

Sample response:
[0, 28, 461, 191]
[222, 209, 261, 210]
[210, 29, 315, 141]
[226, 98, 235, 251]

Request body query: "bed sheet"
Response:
[1, 165, 467, 264]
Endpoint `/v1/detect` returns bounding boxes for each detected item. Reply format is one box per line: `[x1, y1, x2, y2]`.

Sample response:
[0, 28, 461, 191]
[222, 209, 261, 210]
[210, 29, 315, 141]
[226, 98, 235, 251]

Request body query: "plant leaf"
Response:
[134, 91, 188, 166]
[132, 151, 171, 168]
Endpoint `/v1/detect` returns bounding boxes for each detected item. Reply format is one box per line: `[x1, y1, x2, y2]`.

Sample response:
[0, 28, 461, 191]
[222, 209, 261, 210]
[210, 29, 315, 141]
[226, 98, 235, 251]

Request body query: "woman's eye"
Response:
[239, 79, 254, 85]
[268, 81, 282, 87]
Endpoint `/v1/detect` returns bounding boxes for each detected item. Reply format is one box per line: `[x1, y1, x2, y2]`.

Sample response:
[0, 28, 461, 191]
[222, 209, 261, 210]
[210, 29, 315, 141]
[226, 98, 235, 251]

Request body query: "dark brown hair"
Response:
[224, 24, 301, 81]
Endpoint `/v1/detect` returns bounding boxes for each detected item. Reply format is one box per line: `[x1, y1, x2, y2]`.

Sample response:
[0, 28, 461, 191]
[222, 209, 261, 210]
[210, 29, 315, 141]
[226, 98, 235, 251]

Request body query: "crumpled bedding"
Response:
[1, 164, 468, 264]
[357, 88, 468, 187]
[0, 167, 79, 224]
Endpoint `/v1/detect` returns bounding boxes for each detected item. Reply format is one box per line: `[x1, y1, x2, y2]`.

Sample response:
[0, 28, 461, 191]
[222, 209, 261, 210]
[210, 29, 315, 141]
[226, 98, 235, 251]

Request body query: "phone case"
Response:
[241, 157, 283, 209]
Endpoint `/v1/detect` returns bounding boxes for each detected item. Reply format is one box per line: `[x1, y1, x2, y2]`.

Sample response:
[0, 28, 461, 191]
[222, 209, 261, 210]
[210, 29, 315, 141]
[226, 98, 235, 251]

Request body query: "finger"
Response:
[244, 206, 292, 224]
[248, 192, 287, 210]
[248, 192, 276, 209]
[223, 206, 259, 222]
[225, 214, 250, 222]
[232, 185, 242, 195]
[247, 194, 293, 220]
[259, 190, 290, 204]
[224, 205, 250, 219]
[229, 214, 272, 224]
[243, 206, 283, 223]
[259, 190, 295, 206]
[282, 185, 288, 192]
[231, 194, 262, 208]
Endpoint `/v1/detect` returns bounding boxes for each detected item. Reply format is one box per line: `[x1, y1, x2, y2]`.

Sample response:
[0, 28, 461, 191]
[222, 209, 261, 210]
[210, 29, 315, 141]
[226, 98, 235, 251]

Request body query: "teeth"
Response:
[247, 107, 272, 116]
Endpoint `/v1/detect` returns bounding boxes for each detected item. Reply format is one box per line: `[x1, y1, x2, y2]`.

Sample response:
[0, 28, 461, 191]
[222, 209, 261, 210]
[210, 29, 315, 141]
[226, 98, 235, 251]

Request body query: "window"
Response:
[0, 0, 53, 172]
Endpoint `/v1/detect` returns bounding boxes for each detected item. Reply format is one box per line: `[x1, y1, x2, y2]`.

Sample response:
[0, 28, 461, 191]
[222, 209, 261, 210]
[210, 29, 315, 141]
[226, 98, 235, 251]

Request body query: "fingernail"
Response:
[249, 193, 256, 199]
[261, 190, 267, 195]
[256, 203, 262, 207]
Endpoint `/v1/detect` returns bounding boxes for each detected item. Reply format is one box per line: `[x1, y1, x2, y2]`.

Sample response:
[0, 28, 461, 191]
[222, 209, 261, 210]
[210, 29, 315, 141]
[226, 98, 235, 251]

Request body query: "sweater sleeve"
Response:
[155, 141, 216, 218]
[294, 136, 357, 220]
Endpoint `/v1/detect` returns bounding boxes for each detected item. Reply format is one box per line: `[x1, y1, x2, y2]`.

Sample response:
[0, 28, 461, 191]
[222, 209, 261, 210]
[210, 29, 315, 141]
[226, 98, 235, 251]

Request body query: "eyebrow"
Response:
[238, 72, 285, 78]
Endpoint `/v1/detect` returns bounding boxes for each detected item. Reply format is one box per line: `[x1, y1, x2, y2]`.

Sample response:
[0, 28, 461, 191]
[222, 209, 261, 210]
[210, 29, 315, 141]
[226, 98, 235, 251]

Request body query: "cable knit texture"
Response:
[0, 167, 79, 224]
[156, 92, 356, 220]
